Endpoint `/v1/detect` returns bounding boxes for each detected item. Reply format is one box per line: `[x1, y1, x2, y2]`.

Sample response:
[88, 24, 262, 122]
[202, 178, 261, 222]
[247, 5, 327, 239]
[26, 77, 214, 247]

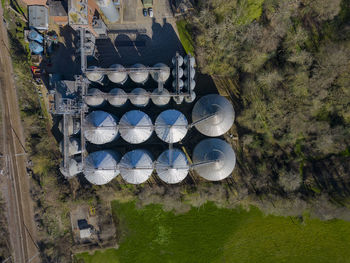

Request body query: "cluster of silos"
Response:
[86, 64, 171, 85]
[82, 148, 192, 185]
[28, 29, 44, 54]
[58, 116, 82, 178]
[172, 54, 196, 104]
[83, 87, 173, 108]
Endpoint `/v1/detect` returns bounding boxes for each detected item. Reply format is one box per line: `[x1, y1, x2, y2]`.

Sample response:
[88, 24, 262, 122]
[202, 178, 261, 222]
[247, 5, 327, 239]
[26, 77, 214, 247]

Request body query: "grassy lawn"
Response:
[176, 19, 195, 55]
[76, 201, 350, 263]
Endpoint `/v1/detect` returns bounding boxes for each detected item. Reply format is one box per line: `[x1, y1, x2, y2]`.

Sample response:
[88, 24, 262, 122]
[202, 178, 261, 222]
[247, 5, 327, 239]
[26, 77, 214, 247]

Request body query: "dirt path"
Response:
[0, 5, 40, 263]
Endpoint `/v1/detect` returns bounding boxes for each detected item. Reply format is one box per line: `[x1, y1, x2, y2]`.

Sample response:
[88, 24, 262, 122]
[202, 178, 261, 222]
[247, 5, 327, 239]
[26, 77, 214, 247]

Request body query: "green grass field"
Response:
[75, 201, 350, 263]
[176, 20, 195, 55]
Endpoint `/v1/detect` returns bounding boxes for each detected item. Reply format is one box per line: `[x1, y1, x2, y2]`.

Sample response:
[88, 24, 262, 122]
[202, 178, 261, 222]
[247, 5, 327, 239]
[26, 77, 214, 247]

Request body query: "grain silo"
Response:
[119, 149, 153, 184]
[59, 137, 81, 156]
[108, 88, 128, 107]
[107, 64, 128, 84]
[172, 55, 183, 66]
[172, 67, 183, 78]
[129, 88, 149, 107]
[184, 92, 196, 103]
[84, 150, 120, 185]
[59, 158, 82, 178]
[192, 138, 236, 181]
[156, 149, 189, 184]
[84, 111, 119, 145]
[151, 88, 170, 106]
[155, 110, 188, 143]
[172, 79, 184, 89]
[129, 64, 149, 84]
[119, 110, 153, 144]
[151, 63, 170, 83]
[184, 55, 195, 67]
[192, 94, 235, 137]
[184, 80, 196, 90]
[58, 117, 80, 136]
[86, 66, 104, 82]
[84, 88, 105, 107]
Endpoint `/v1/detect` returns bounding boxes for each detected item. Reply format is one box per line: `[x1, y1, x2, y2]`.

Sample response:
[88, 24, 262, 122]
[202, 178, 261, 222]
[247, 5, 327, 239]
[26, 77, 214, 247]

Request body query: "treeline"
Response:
[188, 0, 350, 204]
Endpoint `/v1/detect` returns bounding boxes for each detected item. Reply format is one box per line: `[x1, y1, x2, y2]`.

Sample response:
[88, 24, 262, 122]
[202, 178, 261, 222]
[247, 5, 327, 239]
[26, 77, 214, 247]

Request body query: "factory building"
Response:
[51, 26, 236, 185]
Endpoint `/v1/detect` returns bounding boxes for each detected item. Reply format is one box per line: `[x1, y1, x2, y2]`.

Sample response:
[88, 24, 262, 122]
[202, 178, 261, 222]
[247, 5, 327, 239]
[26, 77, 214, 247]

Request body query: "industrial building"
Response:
[39, 0, 237, 185]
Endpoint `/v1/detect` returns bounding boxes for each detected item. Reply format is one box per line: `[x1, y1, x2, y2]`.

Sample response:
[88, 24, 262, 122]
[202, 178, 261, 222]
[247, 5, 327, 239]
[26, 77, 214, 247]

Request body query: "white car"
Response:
[148, 7, 153, 18]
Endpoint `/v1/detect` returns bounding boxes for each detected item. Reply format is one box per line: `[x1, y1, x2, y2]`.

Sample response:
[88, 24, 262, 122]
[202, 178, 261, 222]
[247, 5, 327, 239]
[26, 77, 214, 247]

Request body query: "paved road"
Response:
[0, 5, 40, 263]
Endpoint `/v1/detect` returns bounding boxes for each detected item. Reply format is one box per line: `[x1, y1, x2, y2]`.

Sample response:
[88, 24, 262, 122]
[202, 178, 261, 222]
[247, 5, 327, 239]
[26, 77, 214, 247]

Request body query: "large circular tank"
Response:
[156, 149, 189, 184]
[84, 111, 119, 144]
[29, 41, 43, 54]
[151, 63, 170, 83]
[28, 30, 43, 43]
[86, 66, 104, 82]
[119, 110, 153, 144]
[155, 110, 188, 143]
[84, 150, 120, 185]
[192, 94, 235, 137]
[107, 64, 128, 83]
[59, 137, 81, 156]
[129, 64, 149, 84]
[59, 158, 81, 178]
[119, 149, 153, 184]
[192, 138, 236, 181]
[108, 88, 128, 107]
[151, 88, 170, 106]
[129, 88, 149, 107]
[84, 88, 105, 107]
[172, 67, 183, 78]
[58, 117, 81, 136]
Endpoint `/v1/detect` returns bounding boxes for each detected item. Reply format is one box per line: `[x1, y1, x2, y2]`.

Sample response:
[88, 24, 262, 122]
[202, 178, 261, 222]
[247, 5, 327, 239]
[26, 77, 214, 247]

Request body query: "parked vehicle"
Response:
[143, 8, 147, 17]
[148, 7, 153, 17]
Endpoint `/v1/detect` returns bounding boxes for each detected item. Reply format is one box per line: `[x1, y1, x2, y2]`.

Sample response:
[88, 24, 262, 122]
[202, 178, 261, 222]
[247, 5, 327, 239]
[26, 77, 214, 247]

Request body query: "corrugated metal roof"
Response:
[28, 5, 49, 30]
[155, 110, 188, 143]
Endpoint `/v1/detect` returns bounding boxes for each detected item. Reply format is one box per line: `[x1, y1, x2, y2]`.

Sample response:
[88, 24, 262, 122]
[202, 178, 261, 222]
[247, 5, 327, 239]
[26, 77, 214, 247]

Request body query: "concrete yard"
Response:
[96, 0, 184, 67]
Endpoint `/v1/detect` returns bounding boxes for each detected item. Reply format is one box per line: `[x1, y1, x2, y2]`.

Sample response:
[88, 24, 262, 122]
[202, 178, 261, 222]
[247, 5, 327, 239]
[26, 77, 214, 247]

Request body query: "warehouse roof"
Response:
[28, 5, 49, 31]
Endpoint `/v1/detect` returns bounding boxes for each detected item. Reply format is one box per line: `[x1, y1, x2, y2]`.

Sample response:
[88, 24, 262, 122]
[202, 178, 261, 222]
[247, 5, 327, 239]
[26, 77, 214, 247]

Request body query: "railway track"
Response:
[0, 5, 39, 263]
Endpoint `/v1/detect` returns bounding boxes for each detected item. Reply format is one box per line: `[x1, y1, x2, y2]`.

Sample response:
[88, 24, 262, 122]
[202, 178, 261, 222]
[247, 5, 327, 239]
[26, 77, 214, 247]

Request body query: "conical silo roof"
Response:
[129, 64, 149, 83]
[192, 94, 235, 137]
[172, 67, 183, 78]
[119, 110, 153, 144]
[107, 64, 128, 83]
[151, 88, 170, 106]
[184, 91, 196, 103]
[129, 88, 149, 107]
[172, 55, 183, 66]
[108, 88, 128, 107]
[59, 137, 81, 156]
[156, 149, 189, 184]
[172, 79, 184, 89]
[184, 56, 195, 67]
[84, 88, 105, 107]
[84, 111, 119, 144]
[120, 149, 153, 184]
[86, 66, 104, 82]
[184, 67, 195, 78]
[151, 63, 170, 83]
[155, 110, 188, 143]
[60, 158, 82, 178]
[84, 150, 120, 185]
[184, 79, 196, 90]
[192, 138, 236, 181]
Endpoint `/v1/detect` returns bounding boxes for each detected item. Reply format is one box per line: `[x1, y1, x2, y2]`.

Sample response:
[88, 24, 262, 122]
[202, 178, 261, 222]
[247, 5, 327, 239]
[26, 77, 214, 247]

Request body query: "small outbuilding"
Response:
[28, 5, 49, 31]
